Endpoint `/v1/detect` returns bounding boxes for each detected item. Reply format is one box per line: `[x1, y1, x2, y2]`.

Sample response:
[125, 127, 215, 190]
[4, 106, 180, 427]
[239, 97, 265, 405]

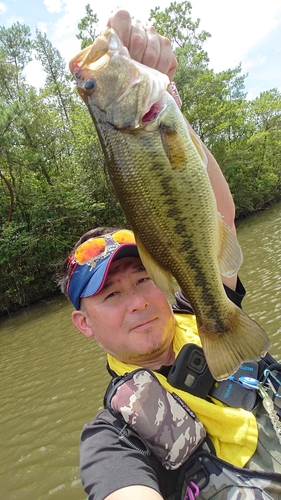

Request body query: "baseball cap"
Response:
[67, 230, 139, 309]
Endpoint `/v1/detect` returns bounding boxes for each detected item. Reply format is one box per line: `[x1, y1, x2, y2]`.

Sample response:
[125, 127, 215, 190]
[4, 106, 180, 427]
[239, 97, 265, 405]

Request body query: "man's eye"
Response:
[105, 291, 119, 300]
[138, 277, 151, 284]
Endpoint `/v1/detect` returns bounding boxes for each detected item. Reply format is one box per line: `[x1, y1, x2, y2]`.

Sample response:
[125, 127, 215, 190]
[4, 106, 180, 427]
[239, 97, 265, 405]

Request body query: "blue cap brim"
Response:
[68, 243, 139, 309]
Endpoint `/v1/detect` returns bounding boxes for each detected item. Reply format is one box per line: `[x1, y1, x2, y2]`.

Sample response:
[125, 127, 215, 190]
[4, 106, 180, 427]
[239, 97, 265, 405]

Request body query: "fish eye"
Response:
[84, 78, 96, 91]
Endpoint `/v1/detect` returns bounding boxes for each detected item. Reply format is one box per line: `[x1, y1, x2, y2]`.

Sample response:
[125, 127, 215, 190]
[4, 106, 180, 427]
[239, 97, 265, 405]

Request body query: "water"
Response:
[1, 202, 280, 499]
[0, 300, 110, 499]
[237, 203, 281, 360]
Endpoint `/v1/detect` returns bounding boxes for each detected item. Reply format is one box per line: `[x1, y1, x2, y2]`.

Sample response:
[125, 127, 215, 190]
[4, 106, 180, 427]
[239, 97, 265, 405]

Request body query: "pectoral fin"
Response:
[217, 214, 243, 278]
[160, 126, 188, 173]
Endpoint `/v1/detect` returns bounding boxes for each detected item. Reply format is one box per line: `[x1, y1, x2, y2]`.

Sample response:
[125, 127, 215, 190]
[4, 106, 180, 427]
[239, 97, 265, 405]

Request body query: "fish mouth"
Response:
[69, 33, 111, 77]
[142, 101, 163, 123]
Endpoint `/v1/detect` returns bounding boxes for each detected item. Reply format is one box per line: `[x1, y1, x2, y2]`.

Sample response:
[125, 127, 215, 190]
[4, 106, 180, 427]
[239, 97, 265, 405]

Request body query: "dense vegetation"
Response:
[1, 1, 280, 314]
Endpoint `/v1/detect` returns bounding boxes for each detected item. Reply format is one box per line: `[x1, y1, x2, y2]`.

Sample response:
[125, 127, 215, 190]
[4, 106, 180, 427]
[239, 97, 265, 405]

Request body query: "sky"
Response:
[0, 0, 280, 100]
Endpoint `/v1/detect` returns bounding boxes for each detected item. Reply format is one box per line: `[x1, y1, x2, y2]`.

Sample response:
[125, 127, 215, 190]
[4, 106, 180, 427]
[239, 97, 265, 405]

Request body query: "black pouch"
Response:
[175, 450, 281, 500]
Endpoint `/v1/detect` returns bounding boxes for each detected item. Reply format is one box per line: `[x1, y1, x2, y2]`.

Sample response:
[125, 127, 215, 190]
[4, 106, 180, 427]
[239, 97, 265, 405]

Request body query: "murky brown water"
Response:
[0, 299, 109, 499]
[236, 202, 281, 359]
[1, 202, 280, 499]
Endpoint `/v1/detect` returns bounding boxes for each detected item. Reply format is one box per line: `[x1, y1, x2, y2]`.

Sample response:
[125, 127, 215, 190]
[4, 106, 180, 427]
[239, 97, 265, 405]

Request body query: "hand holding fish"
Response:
[107, 9, 178, 81]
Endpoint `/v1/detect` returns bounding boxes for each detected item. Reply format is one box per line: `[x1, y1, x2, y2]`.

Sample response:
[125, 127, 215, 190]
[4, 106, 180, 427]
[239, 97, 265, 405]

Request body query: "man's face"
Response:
[75, 256, 175, 364]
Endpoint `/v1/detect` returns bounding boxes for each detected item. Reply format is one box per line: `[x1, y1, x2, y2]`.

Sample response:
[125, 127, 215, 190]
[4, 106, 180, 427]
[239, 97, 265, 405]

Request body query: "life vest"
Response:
[107, 313, 259, 468]
[104, 364, 281, 500]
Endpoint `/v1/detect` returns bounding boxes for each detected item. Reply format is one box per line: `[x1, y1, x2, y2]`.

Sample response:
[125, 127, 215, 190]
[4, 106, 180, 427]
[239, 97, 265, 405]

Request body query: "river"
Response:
[0, 202, 280, 499]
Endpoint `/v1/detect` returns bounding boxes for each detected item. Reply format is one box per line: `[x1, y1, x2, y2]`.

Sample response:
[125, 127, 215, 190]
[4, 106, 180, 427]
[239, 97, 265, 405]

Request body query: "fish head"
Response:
[69, 28, 170, 129]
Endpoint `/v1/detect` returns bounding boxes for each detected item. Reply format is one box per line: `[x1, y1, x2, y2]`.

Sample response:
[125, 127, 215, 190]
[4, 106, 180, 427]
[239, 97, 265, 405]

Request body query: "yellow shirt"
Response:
[108, 313, 258, 468]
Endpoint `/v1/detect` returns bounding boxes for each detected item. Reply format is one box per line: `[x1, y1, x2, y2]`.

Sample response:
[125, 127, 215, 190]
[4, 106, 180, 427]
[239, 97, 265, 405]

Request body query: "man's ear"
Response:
[72, 310, 94, 338]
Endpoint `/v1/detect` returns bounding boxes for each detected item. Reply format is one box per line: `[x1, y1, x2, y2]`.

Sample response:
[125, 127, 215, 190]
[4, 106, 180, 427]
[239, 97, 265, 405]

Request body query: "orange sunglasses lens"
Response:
[112, 230, 136, 244]
[74, 237, 106, 264]
[73, 230, 136, 265]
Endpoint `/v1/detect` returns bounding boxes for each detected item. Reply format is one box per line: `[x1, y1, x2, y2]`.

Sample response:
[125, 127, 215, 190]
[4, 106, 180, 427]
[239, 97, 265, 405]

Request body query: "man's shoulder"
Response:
[82, 408, 152, 454]
[82, 408, 122, 432]
[80, 409, 128, 465]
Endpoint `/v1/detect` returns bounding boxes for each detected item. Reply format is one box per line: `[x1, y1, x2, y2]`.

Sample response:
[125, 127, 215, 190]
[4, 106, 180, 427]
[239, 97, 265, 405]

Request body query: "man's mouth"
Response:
[132, 318, 156, 331]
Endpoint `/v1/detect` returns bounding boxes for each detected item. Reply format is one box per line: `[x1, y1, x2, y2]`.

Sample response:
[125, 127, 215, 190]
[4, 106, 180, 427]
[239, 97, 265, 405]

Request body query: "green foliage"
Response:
[221, 89, 281, 216]
[0, 16, 125, 314]
[76, 3, 99, 49]
[150, 1, 210, 80]
[150, 1, 210, 50]
[0, 1, 280, 314]
[0, 22, 33, 71]
[183, 65, 248, 145]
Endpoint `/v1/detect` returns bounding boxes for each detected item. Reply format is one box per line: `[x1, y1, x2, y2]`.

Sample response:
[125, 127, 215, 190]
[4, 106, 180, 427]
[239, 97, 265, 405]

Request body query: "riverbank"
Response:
[0, 290, 63, 321]
[2, 201, 280, 317]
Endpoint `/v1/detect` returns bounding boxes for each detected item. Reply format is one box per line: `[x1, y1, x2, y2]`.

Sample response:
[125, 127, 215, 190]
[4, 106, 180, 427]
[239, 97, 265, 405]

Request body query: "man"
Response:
[59, 10, 281, 500]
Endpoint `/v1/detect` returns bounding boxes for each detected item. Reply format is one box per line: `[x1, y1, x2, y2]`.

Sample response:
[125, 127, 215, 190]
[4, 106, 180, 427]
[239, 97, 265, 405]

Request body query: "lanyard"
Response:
[229, 375, 281, 444]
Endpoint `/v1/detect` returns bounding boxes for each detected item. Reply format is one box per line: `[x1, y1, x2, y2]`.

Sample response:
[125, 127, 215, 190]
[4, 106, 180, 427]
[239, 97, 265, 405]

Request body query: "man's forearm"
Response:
[105, 485, 164, 500]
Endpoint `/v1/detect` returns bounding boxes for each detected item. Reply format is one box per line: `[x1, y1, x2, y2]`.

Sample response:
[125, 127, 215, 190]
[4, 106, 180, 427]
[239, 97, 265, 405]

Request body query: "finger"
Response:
[157, 35, 178, 81]
[107, 11, 178, 81]
[106, 10, 132, 48]
[142, 27, 178, 81]
[140, 26, 161, 70]
[128, 19, 148, 62]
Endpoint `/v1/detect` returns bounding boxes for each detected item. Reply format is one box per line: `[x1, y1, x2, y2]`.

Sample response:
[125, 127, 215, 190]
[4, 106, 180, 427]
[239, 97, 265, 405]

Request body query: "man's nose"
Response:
[129, 292, 148, 312]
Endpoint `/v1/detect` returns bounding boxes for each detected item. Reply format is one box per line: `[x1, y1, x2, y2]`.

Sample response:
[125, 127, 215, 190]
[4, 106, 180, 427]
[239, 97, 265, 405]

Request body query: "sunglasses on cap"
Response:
[73, 229, 136, 267]
[67, 229, 138, 309]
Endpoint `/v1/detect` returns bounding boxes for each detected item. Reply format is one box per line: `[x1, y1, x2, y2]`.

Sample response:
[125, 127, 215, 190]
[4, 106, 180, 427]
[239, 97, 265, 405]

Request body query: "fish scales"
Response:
[99, 123, 221, 315]
[69, 28, 270, 380]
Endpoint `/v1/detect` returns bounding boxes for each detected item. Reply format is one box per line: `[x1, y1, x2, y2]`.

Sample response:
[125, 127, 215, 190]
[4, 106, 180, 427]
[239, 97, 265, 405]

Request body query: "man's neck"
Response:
[136, 344, 175, 371]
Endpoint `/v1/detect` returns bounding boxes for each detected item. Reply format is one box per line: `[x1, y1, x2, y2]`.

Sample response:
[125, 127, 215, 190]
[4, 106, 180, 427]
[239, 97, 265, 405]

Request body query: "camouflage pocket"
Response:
[177, 451, 281, 500]
[105, 368, 206, 470]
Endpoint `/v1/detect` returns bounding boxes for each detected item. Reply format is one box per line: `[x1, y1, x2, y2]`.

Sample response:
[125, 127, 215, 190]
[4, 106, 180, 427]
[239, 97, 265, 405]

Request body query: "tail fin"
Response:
[199, 304, 270, 381]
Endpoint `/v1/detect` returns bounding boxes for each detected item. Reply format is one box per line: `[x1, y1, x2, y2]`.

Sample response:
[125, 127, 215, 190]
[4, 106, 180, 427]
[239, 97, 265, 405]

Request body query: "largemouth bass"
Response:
[69, 28, 270, 380]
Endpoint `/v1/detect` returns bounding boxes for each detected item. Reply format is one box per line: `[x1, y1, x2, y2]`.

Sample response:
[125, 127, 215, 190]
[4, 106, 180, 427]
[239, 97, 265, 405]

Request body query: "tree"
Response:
[0, 170, 14, 222]
[76, 3, 99, 49]
[185, 65, 248, 146]
[0, 23, 33, 102]
[0, 22, 33, 72]
[150, 0, 210, 94]
[34, 31, 72, 127]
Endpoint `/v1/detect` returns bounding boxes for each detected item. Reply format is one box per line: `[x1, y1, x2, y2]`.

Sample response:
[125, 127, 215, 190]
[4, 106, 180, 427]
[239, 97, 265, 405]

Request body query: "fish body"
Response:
[69, 29, 270, 380]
